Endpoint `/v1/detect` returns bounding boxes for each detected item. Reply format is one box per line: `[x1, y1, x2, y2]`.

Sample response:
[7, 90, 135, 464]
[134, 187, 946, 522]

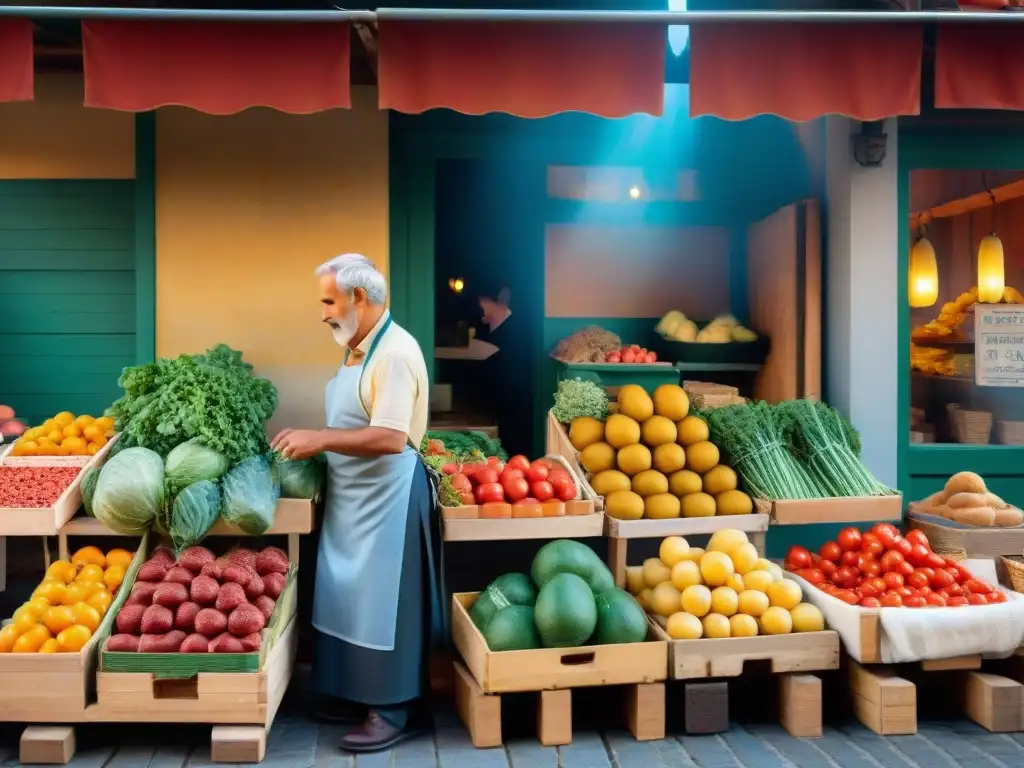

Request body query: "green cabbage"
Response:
[80, 466, 100, 517]
[271, 452, 323, 499]
[92, 447, 165, 534]
[164, 438, 229, 497]
[221, 456, 280, 535]
[170, 480, 222, 556]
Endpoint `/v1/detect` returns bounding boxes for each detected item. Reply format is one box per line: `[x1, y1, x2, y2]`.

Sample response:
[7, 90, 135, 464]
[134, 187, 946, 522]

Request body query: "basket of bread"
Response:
[910, 471, 1024, 527]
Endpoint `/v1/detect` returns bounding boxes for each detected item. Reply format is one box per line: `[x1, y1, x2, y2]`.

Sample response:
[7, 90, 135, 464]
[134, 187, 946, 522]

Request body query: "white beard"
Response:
[329, 309, 360, 347]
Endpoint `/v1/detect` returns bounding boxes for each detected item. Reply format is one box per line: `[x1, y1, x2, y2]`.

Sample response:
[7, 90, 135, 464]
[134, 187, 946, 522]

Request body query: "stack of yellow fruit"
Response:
[569, 384, 753, 520]
[0, 546, 133, 653]
[626, 530, 825, 640]
[10, 412, 115, 457]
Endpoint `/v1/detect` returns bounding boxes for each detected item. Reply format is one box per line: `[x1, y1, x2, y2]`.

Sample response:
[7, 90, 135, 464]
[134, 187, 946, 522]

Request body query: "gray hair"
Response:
[315, 253, 387, 305]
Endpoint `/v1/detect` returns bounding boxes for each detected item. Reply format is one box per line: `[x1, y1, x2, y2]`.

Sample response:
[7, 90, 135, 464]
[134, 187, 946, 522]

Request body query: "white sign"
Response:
[975, 304, 1024, 387]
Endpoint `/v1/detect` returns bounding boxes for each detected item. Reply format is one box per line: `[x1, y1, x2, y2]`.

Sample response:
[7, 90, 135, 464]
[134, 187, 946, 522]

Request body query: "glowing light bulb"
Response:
[908, 237, 938, 308]
[977, 235, 1005, 304]
[628, 186, 642, 200]
[448, 277, 465, 294]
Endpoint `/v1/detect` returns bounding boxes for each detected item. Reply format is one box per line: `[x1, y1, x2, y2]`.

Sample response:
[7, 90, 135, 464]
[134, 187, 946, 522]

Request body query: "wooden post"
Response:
[538, 688, 572, 746]
[453, 661, 501, 748]
[626, 682, 665, 741]
[778, 674, 823, 738]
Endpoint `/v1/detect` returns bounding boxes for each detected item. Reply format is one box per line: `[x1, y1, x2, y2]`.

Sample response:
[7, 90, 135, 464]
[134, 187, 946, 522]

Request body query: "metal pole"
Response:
[0, 6, 375, 22]
[377, 8, 1024, 23]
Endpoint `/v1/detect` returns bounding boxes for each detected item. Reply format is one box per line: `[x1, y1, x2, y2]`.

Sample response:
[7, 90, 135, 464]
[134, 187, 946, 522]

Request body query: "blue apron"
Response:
[312, 317, 445, 652]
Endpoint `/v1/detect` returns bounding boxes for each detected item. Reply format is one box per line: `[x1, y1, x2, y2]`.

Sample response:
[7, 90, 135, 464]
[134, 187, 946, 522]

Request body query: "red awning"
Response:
[935, 25, 1022, 110]
[82, 21, 350, 114]
[0, 19, 33, 103]
[377, 21, 666, 118]
[689, 24, 923, 122]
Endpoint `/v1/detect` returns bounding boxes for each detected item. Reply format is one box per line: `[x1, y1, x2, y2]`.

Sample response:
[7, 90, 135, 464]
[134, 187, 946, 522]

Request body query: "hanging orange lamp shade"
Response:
[977, 234, 1005, 304]
[909, 237, 939, 308]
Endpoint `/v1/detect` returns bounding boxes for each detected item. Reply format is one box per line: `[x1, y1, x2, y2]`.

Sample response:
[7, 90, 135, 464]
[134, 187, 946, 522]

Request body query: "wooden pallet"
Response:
[454, 660, 665, 748]
[847, 652, 1024, 735]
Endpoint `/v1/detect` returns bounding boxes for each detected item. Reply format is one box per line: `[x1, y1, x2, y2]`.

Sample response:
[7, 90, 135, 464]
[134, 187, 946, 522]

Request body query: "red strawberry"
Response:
[263, 572, 286, 600]
[163, 566, 194, 586]
[106, 634, 140, 652]
[137, 561, 169, 583]
[244, 573, 265, 601]
[209, 632, 245, 653]
[177, 546, 216, 573]
[225, 548, 258, 571]
[222, 564, 253, 586]
[200, 561, 224, 581]
[127, 582, 158, 607]
[190, 575, 219, 606]
[239, 633, 261, 652]
[194, 608, 228, 638]
[175, 601, 201, 632]
[227, 604, 266, 638]
[115, 604, 145, 635]
[139, 630, 186, 652]
[215, 582, 247, 613]
[140, 604, 173, 634]
[256, 546, 289, 576]
[180, 633, 210, 653]
[149, 547, 175, 566]
[254, 595, 276, 621]
[152, 582, 189, 609]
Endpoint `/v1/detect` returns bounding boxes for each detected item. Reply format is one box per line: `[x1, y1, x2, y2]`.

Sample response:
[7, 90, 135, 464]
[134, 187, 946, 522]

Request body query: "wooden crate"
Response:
[754, 495, 903, 525]
[605, 514, 770, 589]
[907, 511, 1024, 558]
[0, 435, 118, 468]
[544, 412, 602, 511]
[451, 592, 667, 746]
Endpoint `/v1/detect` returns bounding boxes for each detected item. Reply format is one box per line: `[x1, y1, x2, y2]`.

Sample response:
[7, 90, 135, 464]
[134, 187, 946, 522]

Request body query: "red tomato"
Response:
[859, 596, 882, 608]
[894, 561, 915, 578]
[988, 591, 1008, 604]
[925, 553, 947, 569]
[872, 523, 900, 549]
[947, 595, 969, 606]
[506, 455, 530, 473]
[796, 568, 826, 585]
[907, 570, 930, 590]
[835, 590, 860, 605]
[819, 560, 838, 578]
[525, 462, 550, 483]
[785, 546, 814, 571]
[905, 529, 930, 548]
[904, 595, 927, 608]
[882, 571, 904, 590]
[859, 579, 883, 598]
[861, 532, 884, 558]
[502, 476, 530, 502]
[500, 466, 524, 483]
[486, 456, 505, 473]
[548, 468, 571, 485]
[819, 583, 838, 596]
[841, 550, 861, 568]
[931, 569, 955, 589]
[942, 584, 964, 597]
[968, 593, 989, 606]
[475, 468, 499, 486]
[907, 544, 931, 567]
[605, 352, 621, 363]
[895, 586, 915, 599]
[833, 566, 858, 588]
[530, 480, 555, 502]
[857, 555, 881, 577]
[943, 566, 965, 585]
[880, 592, 903, 607]
[621, 349, 637, 363]
[917, 585, 933, 596]
[645, 351, 658, 363]
[819, 541, 843, 563]
[892, 537, 913, 558]
[475, 482, 505, 504]
[837, 527, 863, 552]
[965, 579, 993, 594]
[925, 593, 947, 607]
[551, 476, 576, 502]
[880, 550, 904, 572]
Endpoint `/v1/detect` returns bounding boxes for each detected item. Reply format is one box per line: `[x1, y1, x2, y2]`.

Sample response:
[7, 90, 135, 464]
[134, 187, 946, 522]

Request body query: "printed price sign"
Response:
[975, 304, 1024, 387]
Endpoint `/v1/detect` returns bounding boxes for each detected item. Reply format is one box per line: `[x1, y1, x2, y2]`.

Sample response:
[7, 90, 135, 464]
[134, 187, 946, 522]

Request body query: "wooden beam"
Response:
[354, 21, 377, 77]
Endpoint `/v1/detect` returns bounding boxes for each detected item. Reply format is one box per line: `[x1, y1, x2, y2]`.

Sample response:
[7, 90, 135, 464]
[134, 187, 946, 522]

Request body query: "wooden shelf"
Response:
[673, 362, 761, 373]
[604, 513, 769, 540]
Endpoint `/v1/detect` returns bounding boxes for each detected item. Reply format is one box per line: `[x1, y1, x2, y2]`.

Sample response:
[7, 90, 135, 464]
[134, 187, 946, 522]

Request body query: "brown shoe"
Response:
[339, 711, 420, 753]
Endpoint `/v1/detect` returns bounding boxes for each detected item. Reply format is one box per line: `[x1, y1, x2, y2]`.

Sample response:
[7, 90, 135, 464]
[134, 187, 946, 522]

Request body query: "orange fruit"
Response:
[75, 415, 95, 428]
[86, 590, 112, 616]
[42, 606, 75, 634]
[61, 436, 87, 454]
[53, 412, 74, 427]
[105, 549, 134, 569]
[28, 596, 51, 613]
[35, 582, 68, 607]
[14, 625, 51, 653]
[57, 625, 91, 653]
[11, 611, 39, 634]
[61, 423, 82, 440]
[71, 604, 101, 633]
[82, 424, 102, 442]
[0, 624, 21, 653]
[38, 638, 60, 654]
[12, 603, 44, 625]
[95, 416, 114, 431]
[63, 582, 94, 605]
[46, 561, 78, 584]
[103, 565, 125, 593]
[75, 564, 104, 584]
[72, 546, 106, 569]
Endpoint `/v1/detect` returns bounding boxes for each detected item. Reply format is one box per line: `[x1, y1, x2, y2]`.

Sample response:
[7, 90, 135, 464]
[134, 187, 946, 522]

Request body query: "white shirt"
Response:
[347, 310, 429, 448]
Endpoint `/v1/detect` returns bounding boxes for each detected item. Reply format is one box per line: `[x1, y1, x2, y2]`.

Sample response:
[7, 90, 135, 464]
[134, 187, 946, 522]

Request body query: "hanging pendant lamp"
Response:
[909, 222, 939, 308]
[978, 190, 1005, 304]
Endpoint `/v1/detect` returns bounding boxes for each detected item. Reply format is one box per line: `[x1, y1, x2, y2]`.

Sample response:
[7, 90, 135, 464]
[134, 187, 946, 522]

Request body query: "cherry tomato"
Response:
[894, 560, 915, 578]
[837, 527, 863, 552]
[474, 482, 505, 504]
[819, 560, 838, 578]
[841, 550, 861, 568]
[965, 579, 993, 594]
[880, 592, 903, 607]
[904, 595, 927, 608]
[833, 566, 858, 588]
[835, 589, 860, 605]
[905, 529, 930, 548]
[907, 570, 930, 590]
[947, 595, 969, 606]
[819, 583, 839, 596]
[861, 576, 886, 597]
[892, 537, 913, 558]
[924, 553, 946, 569]
[860, 532, 884, 558]
[968, 593, 989, 606]
[796, 568, 826, 585]
[506, 455, 530, 473]
[907, 543, 931, 567]
[926, 593, 947, 607]
[880, 550, 905, 572]
[942, 584, 964, 597]
[872, 523, 900, 549]
[858, 555, 882, 577]
[917, 585, 933, 596]
[859, 596, 881, 608]
[785, 546, 814, 571]
[943, 566, 965, 585]
[819, 541, 842, 563]
[988, 591, 1008, 604]
[895, 586, 915, 600]
[882, 572, 904, 590]
[931, 569, 955, 589]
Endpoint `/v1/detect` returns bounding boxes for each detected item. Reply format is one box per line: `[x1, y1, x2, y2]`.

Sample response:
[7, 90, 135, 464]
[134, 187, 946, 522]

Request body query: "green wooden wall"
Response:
[0, 180, 137, 426]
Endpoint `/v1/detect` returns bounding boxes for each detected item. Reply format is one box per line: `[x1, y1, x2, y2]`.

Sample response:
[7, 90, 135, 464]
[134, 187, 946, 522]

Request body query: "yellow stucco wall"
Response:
[155, 87, 389, 433]
[0, 74, 135, 179]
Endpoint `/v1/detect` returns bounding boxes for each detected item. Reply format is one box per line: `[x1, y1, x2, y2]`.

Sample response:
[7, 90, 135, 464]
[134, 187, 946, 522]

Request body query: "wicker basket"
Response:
[997, 420, 1024, 446]
[948, 404, 993, 444]
[934, 546, 966, 562]
[1002, 556, 1024, 592]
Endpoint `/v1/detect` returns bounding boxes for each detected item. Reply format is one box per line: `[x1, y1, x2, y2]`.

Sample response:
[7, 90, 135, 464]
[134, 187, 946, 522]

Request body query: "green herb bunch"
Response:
[551, 378, 609, 424]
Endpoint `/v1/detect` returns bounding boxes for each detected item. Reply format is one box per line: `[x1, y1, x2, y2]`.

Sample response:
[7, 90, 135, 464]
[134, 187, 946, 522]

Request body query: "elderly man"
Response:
[271, 253, 441, 753]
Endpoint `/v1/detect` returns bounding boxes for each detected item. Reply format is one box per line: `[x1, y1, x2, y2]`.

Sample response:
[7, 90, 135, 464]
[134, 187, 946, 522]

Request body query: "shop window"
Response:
[909, 169, 1024, 446]
[546, 166, 699, 202]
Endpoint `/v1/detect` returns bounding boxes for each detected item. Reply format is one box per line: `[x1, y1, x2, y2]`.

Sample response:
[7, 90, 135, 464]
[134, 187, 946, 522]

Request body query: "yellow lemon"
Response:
[681, 547, 705, 563]
[699, 551, 735, 587]
[642, 558, 672, 588]
[671, 561, 703, 591]
[636, 589, 653, 611]
[86, 590, 112, 616]
[45, 561, 78, 584]
[729, 543, 760, 575]
[725, 573, 746, 592]
[625, 566, 646, 595]
[676, 415, 709, 446]
[753, 558, 775, 572]
[668, 469, 702, 497]
[702, 613, 731, 639]
[53, 411, 74, 428]
[75, 564, 105, 584]
[710, 587, 739, 617]
[652, 443, 686, 474]
[38, 638, 60, 654]
[42, 606, 76, 635]
[760, 606, 794, 635]
[737, 589, 770, 618]
[681, 585, 712, 618]
[666, 612, 703, 640]
[104, 549, 134, 569]
[71, 603, 102, 633]
[14, 624, 51, 653]
[0, 624, 21, 652]
[766, 579, 803, 611]
[707, 528, 749, 555]
[681, 492, 716, 518]
[729, 614, 759, 638]
[57, 625, 92, 653]
[103, 565, 126, 592]
[686, 441, 720, 474]
[703, 465, 738, 495]
[790, 603, 826, 633]
[650, 583, 682, 617]
[743, 570, 775, 593]
[652, 384, 689, 421]
[658, 536, 690, 567]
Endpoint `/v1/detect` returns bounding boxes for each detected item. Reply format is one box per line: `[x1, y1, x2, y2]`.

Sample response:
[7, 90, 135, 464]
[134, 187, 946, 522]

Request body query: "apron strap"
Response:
[420, 460, 450, 648]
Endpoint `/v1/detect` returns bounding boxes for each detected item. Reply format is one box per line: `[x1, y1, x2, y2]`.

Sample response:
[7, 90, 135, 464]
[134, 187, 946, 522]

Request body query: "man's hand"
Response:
[270, 429, 325, 461]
